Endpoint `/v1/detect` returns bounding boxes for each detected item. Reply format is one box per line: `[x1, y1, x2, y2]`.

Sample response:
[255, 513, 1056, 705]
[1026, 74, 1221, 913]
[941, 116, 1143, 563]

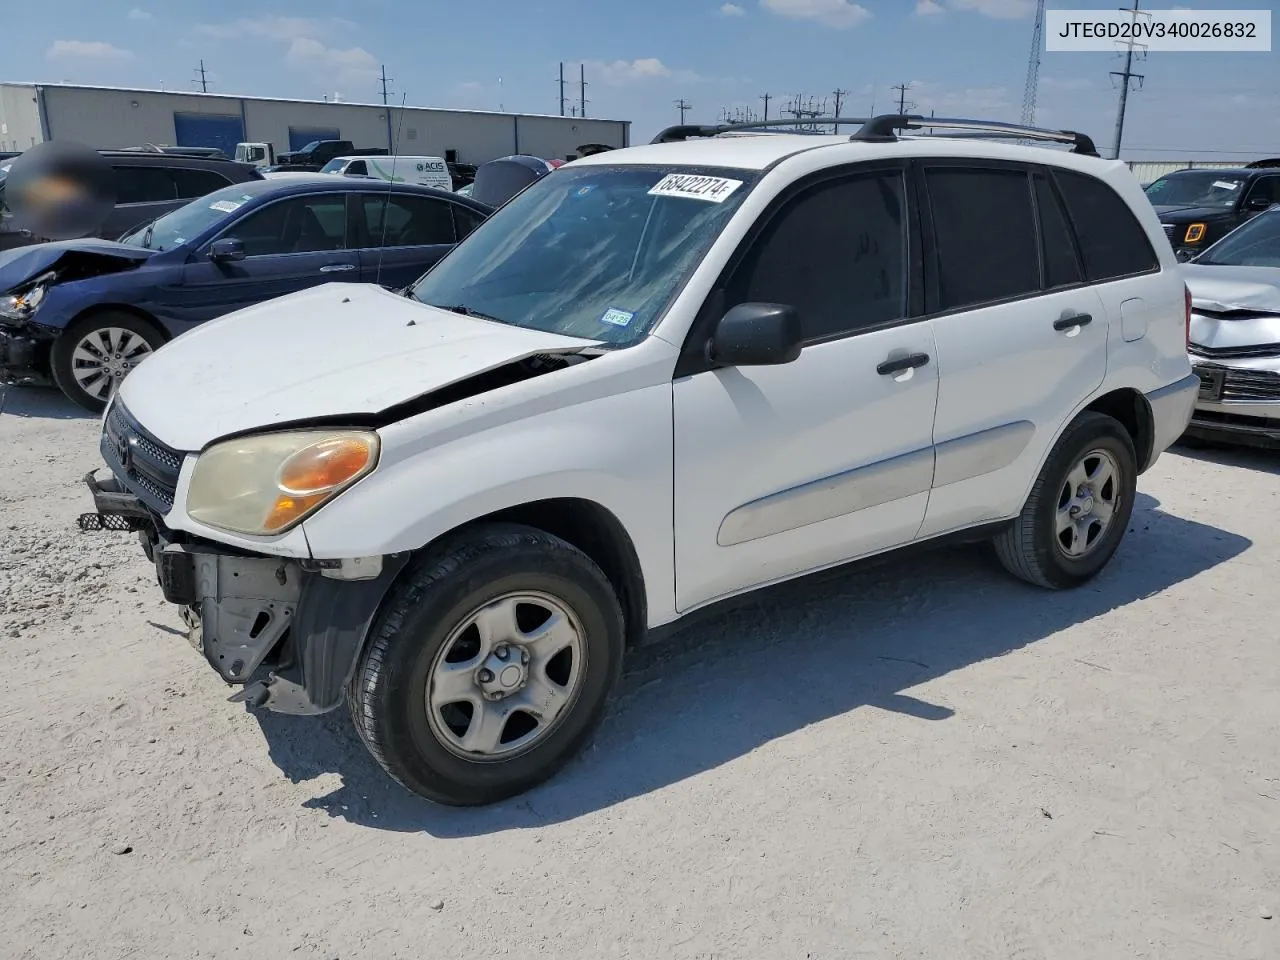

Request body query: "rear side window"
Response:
[360, 194, 456, 247]
[727, 170, 907, 341]
[925, 167, 1039, 311]
[1054, 170, 1158, 281]
[113, 166, 178, 204]
[347, 160, 368, 176]
[452, 205, 485, 240]
[1034, 174, 1084, 288]
[169, 167, 231, 199]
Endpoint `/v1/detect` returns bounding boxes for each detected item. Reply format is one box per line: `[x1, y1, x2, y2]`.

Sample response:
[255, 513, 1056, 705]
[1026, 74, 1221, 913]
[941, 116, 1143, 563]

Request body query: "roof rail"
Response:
[852, 114, 1099, 156]
[651, 117, 871, 144]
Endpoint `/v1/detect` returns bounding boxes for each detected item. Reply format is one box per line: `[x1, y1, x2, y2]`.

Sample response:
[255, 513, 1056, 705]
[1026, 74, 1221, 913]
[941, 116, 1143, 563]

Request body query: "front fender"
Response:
[301, 380, 677, 626]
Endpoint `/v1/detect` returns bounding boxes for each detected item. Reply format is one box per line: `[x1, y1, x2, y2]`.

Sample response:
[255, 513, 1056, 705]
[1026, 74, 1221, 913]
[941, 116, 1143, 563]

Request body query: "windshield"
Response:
[319, 159, 346, 174]
[1197, 210, 1280, 268]
[409, 165, 756, 344]
[298, 141, 322, 154]
[1145, 172, 1245, 209]
[119, 183, 259, 251]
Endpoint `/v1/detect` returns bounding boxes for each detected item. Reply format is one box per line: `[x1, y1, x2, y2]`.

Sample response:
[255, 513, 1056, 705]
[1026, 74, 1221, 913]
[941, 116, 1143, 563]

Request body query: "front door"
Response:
[673, 165, 939, 612]
[354, 192, 460, 290]
[179, 192, 358, 323]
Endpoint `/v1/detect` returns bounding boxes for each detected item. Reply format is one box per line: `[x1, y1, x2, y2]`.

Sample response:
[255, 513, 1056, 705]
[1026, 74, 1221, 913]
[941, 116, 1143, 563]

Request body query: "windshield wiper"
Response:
[437, 304, 510, 325]
[140, 221, 156, 250]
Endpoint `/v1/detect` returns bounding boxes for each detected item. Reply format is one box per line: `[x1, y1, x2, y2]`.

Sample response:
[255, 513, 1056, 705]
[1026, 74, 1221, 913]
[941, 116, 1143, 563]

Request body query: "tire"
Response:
[50, 311, 166, 412]
[994, 411, 1137, 590]
[348, 523, 625, 806]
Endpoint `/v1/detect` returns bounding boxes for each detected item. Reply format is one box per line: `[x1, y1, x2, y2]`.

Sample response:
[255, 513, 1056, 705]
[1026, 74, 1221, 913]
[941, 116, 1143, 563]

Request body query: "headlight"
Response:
[186, 429, 379, 536]
[0, 274, 51, 320]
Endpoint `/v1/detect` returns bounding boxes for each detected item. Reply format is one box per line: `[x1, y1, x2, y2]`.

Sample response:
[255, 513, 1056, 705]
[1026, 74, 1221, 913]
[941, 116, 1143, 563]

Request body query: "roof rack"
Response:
[851, 115, 1098, 156]
[651, 117, 871, 143]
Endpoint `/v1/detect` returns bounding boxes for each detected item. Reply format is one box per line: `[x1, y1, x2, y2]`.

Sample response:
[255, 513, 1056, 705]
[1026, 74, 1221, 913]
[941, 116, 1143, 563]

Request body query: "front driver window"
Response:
[221, 195, 348, 256]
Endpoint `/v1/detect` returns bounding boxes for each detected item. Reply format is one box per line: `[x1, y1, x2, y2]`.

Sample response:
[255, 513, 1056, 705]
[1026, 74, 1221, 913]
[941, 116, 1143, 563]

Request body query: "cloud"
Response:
[46, 40, 134, 61]
[194, 16, 352, 42]
[720, 2, 745, 14]
[912, 83, 1013, 115]
[947, 0, 1034, 19]
[284, 38, 379, 79]
[127, 7, 152, 20]
[914, 0, 945, 16]
[579, 58, 703, 85]
[761, 0, 871, 28]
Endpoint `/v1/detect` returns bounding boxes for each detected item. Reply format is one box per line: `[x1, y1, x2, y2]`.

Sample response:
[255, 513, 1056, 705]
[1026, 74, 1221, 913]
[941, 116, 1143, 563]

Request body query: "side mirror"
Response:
[1174, 248, 1195, 263]
[708, 302, 803, 368]
[1246, 196, 1273, 212]
[209, 238, 245, 262]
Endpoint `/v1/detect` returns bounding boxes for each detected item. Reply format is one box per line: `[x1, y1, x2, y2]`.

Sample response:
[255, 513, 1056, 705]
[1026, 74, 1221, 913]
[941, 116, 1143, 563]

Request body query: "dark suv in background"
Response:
[0, 149, 263, 252]
[1145, 167, 1280, 259]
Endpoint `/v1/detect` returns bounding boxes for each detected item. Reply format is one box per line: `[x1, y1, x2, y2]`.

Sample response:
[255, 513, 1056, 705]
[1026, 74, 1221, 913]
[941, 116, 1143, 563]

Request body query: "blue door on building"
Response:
[288, 127, 342, 150]
[173, 113, 245, 157]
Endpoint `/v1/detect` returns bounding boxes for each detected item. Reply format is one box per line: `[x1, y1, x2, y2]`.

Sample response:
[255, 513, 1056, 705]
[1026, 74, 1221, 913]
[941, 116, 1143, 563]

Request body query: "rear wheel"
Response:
[50, 312, 165, 412]
[994, 411, 1137, 589]
[348, 524, 625, 806]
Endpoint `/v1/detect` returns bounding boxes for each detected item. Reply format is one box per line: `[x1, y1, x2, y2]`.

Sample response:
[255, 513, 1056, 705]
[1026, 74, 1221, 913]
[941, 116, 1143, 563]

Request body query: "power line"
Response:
[675, 98, 692, 124]
[193, 59, 209, 93]
[1110, 0, 1147, 159]
[890, 82, 915, 114]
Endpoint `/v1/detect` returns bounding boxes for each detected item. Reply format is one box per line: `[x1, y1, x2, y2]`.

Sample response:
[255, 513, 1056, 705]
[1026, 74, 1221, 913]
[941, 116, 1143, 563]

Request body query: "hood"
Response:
[1183, 263, 1280, 314]
[0, 238, 153, 293]
[117, 283, 597, 451]
[1153, 204, 1235, 222]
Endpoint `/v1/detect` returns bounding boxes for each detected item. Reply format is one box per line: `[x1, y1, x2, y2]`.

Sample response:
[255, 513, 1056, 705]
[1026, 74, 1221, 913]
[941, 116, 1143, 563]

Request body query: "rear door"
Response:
[916, 161, 1109, 538]
[354, 191, 459, 289]
[178, 192, 358, 322]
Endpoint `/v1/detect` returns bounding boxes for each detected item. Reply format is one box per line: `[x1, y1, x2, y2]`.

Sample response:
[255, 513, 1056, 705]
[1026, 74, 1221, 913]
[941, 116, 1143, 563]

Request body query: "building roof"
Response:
[0, 81, 629, 126]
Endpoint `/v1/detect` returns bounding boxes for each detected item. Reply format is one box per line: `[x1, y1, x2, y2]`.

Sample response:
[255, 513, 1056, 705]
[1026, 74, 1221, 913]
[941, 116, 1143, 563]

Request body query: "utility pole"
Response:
[675, 98, 692, 124]
[579, 64, 588, 118]
[891, 81, 914, 115]
[1022, 0, 1046, 125]
[558, 62, 566, 116]
[831, 87, 849, 132]
[194, 59, 209, 93]
[1110, 0, 1147, 159]
[760, 92, 772, 122]
[379, 65, 395, 153]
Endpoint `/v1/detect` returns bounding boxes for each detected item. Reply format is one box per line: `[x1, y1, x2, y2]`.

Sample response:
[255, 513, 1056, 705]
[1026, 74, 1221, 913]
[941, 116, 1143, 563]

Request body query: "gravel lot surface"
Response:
[1, 385, 1278, 960]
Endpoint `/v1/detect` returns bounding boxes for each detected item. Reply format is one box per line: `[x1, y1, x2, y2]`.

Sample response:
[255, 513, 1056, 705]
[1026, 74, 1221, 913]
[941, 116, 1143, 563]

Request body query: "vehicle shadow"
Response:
[252, 491, 1250, 835]
[0, 384, 95, 420]
[1169, 439, 1279, 476]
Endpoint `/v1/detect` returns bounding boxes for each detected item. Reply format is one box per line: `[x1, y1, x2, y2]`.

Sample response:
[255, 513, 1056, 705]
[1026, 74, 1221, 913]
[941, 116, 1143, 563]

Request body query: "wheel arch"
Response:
[441, 499, 649, 649]
[64, 303, 171, 343]
[1083, 387, 1156, 473]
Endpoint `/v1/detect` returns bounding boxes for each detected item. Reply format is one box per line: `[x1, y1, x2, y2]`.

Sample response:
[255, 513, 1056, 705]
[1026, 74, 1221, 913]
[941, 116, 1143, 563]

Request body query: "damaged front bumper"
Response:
[83, 470, 408, 715]
[0, 321, 55, 385]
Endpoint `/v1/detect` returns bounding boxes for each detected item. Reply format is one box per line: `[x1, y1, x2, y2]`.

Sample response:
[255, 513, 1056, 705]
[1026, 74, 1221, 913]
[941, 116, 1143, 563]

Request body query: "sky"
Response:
[8, 0, 1280, 160]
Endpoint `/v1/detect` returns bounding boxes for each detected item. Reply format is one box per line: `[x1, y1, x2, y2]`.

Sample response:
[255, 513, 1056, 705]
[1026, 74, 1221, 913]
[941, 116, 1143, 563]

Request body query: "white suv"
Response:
[83, 116, 1199, 806]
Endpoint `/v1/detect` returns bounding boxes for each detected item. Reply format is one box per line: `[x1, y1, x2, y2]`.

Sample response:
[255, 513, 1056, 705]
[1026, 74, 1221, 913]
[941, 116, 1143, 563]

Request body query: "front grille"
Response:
[1221, 368, 1280, 402]
[100, 401, 185, 513]
[1162, 223, 1176, 239]
[1189, 342, 1280, 360]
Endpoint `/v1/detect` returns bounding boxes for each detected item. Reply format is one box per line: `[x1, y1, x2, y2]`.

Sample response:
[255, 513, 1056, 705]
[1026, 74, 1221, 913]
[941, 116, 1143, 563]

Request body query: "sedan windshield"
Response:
[118, 184, 259, 251]
[1145, 172, 1244, 209]
[409, 165, 757, 344]
[1197, 210, 1280, 268]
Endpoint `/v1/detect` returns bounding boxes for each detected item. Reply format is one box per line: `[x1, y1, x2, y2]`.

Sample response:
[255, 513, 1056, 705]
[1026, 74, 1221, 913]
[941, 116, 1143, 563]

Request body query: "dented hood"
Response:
[1182, 263, 1280, 314]
[0, 239, 153, 293]
[116, 283, 597, 451]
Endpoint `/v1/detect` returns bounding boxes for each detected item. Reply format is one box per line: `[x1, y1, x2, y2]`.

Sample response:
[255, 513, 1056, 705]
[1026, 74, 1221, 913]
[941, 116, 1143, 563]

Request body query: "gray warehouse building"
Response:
[0, 83, 631, 164]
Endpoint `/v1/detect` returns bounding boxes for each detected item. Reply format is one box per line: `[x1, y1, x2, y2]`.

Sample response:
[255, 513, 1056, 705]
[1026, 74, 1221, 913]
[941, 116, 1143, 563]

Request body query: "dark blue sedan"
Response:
[0, 175, 493, 410]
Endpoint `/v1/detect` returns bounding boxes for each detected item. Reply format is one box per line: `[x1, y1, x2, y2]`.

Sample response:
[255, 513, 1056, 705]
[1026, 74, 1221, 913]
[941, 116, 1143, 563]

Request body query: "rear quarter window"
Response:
[1054, 170, 1158, 281]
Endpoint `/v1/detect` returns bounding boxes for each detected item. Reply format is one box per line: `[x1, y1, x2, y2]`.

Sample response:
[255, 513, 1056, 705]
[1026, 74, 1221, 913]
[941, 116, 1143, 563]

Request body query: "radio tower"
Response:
[1021, 0, 1045, 125]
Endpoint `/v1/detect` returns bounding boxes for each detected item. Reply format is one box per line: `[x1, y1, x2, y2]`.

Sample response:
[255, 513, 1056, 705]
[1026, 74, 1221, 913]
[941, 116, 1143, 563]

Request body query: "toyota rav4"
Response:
[81, 116, 1199, 806]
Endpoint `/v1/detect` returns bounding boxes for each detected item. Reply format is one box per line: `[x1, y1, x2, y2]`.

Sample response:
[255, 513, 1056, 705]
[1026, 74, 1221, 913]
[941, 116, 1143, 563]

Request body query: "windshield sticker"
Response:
[1212, 180, 1241, 191]
[599, 308, 635, 327]
[209, 200, 243, 213]
[574, 185, 596, 197]
[648, 174, 743, 203]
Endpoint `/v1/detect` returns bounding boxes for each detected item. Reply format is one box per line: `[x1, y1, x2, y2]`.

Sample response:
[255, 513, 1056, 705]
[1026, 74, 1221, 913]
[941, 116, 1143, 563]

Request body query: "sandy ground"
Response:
[1, 384, 1278, 960]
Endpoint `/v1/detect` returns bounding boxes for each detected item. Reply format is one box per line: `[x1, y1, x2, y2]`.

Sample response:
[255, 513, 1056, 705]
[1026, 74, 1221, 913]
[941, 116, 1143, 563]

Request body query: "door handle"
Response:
[1053, 312, 1093, 331]
[876, 352, 930, 376]
[319, 263, 356, 273]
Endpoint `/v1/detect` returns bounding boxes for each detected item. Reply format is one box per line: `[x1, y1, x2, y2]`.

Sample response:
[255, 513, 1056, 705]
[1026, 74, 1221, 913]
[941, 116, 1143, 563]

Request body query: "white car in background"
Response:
[82, 116, 1198, 807]
[1183, 205, 1280, 447]
[320, 155, 453, 192]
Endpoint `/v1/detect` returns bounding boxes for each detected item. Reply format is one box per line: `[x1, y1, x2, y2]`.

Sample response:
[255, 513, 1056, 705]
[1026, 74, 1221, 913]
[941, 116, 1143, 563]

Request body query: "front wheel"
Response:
[50, 312, 165, 412]
[348, 524, 625, 806]
[994, 411, 1137, 589]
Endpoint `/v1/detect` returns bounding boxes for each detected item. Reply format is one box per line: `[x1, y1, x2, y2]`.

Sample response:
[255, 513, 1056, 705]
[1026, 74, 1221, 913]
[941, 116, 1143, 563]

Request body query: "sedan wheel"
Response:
[69, 326, 156, 402]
